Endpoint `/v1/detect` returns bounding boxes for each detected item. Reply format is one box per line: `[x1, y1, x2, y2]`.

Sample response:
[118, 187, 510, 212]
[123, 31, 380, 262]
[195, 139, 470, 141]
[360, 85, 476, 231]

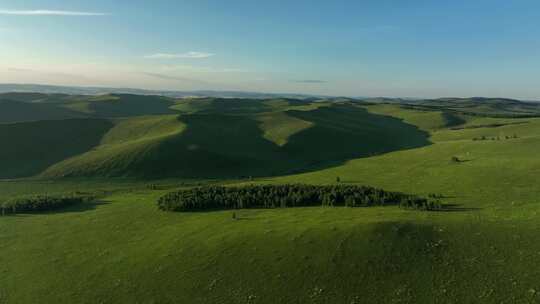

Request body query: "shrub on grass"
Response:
[157, 184, 428, 212]
[0, 194, 96, 215]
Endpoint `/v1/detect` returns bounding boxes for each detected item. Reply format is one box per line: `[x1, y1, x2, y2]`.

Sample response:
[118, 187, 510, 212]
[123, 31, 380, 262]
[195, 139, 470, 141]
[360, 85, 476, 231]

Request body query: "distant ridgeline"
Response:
[401, 97, 540, 118]
[157, 184, 441, 212]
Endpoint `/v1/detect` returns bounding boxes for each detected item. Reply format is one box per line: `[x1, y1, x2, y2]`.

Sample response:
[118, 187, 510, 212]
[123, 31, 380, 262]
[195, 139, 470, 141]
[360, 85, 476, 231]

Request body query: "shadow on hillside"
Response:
[177, 97, 314, 115]
[0, 119, 114, 178]
[127, 112, 284, 178]
[284, 104, 431, 168]
[24, 103, 432, 180]
[441, 111, 467, 128]
[186, 98, 274, 114]
[127, 104, 432, 179]
[89, 94, 178, 117]
[0, 98, 87, 124]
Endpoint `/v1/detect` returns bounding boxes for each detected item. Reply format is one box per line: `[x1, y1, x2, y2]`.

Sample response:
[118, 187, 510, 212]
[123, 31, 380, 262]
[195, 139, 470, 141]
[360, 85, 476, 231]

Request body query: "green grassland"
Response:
[1, 97, 430, 179]
[44, 105, 428, 178]
[0, 99, 86, 123]
[2, 95, 540, 303]
[0, 93, 177, 123]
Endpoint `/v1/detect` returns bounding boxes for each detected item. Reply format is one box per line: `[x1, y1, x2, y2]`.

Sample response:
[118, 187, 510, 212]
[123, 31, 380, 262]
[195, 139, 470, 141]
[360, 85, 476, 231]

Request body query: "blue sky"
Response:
[1, 0, 540, 98]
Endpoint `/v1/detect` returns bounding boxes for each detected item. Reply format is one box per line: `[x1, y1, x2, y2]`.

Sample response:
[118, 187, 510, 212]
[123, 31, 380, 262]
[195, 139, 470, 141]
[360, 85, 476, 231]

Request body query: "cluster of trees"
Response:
[399, 196, 442, 211]
[0, 194, 95, 215]
[473, 134, 518, 141]
[157, 184, 435, 212]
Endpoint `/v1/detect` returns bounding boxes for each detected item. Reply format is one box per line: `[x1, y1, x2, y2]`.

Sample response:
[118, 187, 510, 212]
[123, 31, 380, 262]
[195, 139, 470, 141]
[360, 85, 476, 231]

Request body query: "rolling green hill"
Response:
[0, 99, 85, 123]
[170, 97, 328, 114]
[0, 92, 70, 102]
[36, 104, 429, 179]
[3, 94, 540, 303]
[0, 93, 178, 123]
[0, 119, 113, 178]
[0, 95, 432, 179]
[81, 94, 178, 117]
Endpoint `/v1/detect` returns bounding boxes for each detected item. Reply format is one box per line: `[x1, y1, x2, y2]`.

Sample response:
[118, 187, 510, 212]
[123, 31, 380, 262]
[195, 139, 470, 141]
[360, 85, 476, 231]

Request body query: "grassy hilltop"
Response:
[1, 93, 540, 303]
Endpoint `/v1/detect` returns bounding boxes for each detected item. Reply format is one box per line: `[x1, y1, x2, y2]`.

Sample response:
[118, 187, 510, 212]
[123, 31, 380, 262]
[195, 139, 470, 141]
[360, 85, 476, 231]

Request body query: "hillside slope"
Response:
[0, 99, 85, 123]
[0, 119, 113, 178]
[0, 93, 179, 123]
[40, 104, 430, 179]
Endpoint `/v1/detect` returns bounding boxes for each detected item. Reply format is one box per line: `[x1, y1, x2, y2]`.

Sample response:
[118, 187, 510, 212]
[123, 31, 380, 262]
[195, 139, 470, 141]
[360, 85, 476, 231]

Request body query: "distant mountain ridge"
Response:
[0, 83, 326, 99]
[2, 83, 538, 103]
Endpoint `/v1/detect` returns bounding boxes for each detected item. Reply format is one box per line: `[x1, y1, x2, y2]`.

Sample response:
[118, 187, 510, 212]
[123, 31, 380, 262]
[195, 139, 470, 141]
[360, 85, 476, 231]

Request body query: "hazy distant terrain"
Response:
[0, 83, 326, 99]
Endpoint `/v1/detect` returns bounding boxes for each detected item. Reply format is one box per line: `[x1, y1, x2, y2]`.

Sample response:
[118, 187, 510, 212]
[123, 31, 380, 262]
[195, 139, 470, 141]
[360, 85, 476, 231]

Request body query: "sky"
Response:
[1, 0, 540, 99]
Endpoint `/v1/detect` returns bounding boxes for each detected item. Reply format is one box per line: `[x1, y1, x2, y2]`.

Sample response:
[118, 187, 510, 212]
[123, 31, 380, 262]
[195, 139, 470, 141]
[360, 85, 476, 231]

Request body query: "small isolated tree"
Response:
[451, 156, 461, 163]
[336, 176, 341, 183]
[232, 212, 237, 220]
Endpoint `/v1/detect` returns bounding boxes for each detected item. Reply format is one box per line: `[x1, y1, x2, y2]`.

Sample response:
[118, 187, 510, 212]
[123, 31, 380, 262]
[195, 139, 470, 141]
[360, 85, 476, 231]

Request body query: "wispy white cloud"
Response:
[141, 72, 209, 84]
[144, 52, 215, 59]
[0, 9, 108, 16]
[160, 65, 246, 73]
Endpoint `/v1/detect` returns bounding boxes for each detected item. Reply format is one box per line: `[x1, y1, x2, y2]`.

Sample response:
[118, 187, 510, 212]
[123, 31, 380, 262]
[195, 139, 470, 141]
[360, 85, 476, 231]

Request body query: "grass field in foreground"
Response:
[2, 103, 540, 303]
[1, 189, 540, 303]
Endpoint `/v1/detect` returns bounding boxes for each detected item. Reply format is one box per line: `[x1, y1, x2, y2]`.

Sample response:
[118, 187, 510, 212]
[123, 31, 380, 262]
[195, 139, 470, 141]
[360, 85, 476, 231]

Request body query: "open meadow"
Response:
[2, 94, 540, 303]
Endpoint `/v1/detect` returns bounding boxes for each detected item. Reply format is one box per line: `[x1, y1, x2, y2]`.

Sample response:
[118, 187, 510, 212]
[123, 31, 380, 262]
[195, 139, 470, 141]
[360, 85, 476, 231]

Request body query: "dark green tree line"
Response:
[0, 194, 96, 215]
[157, 184, 440, 212]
